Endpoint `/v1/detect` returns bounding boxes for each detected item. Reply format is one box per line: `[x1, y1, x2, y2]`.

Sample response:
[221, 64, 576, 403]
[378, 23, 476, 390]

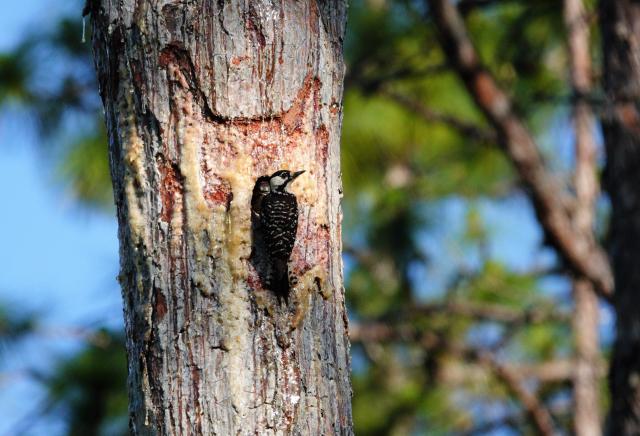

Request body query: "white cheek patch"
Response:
[270, 176, 286, 190]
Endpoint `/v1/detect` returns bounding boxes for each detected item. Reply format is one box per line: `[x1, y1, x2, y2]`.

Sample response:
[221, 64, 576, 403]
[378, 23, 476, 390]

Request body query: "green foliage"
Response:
[46, 330, 128, 436]
[466, 0, 565, 116]
[345, 0, 436, 93]
[341, 89, 513, 198]
[0, 303, 36, 344]
[0, 51, 31, 102]
[461, 261, 538, 306]
[0, 7, 111, 208]
[58, 122, 113, 206]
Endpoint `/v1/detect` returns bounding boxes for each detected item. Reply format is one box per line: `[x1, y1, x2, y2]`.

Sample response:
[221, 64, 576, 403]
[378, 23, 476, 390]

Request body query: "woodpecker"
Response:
[257, 169, 305, 303]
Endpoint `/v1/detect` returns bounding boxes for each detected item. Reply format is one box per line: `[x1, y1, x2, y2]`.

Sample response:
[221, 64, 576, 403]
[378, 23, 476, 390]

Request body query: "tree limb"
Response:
[425, 0, 613, 299]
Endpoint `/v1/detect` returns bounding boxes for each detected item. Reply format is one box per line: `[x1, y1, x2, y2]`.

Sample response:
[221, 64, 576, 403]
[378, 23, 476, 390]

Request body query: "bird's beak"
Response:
[291, 170, 305, 180]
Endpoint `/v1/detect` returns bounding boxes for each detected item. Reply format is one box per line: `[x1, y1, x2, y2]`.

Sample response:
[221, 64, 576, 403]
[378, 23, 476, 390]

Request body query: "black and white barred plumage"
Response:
[255, 170, 305, 303]
[262, 192, 299, 260]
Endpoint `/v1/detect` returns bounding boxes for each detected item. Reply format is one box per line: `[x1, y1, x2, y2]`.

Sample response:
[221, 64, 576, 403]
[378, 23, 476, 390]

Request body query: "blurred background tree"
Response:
[0, 0, 620, 434]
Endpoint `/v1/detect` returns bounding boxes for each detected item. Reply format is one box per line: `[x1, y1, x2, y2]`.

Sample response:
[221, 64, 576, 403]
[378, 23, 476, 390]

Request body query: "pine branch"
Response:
[425, 0, 613, 299]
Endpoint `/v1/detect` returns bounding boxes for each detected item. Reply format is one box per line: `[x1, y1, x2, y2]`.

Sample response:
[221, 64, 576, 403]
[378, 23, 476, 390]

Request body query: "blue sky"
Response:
[0, 142, 121, 436]
[0, 2, 122, 434]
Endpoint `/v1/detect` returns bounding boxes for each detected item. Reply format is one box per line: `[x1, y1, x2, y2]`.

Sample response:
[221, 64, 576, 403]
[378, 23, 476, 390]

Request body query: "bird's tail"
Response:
[272, 258, 290, 305]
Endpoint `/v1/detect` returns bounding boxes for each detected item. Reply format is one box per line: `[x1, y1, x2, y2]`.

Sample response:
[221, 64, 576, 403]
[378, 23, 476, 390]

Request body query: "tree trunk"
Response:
[600, 0, 640, 433]
[88, 1, 352, 434]
[564, 0, 602, 434]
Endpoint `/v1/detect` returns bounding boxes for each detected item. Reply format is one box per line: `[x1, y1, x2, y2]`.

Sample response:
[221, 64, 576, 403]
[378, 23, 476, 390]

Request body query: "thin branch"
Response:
[440, 358, 607, 385]
[349, 322, 606, 384]
[349, 322, 408, 343]
[349, 323, 556, 436]
[34, 324, 114, 347]
[473, 350, 555, 436]
[564, 0, 603, 433]
[345, 244, 569, 326]
[425, 0, 613, 299]
[457, 0, 507, 15]
[380, 87, 498, 144]
[456, 415, 522, 436]
[348, 63, 449, 93]
[410, 300, 570, 325]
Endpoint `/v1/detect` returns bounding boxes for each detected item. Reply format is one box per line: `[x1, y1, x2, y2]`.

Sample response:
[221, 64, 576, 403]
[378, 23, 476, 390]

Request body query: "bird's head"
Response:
[269, 169, 305, 192]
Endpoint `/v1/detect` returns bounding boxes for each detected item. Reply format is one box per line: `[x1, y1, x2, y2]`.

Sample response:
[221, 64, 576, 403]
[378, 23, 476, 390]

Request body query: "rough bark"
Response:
[564, 0, 602, 434]
[88, 1, 352, 434]
[600, 1, 640, 433]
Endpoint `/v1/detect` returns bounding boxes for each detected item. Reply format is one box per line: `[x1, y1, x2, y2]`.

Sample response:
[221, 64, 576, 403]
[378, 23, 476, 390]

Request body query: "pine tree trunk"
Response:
[88, 1, 352, 434]
[600, 0, 640, 433]
[564, 0, 602, 433]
